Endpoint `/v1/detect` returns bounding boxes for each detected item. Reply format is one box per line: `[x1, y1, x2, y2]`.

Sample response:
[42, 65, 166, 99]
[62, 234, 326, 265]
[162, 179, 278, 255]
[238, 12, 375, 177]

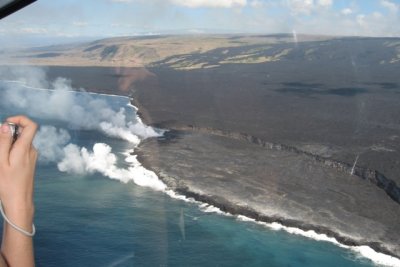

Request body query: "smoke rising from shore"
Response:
[57, 143, 165, 191]
[0, 66, 163, 190]
[33, 125, 71, 163]
[1, 77, 160, 142]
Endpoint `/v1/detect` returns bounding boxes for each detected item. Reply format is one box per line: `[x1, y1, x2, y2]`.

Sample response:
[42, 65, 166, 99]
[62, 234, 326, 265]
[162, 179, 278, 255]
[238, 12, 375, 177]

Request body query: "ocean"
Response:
[0, 78, 392, 267]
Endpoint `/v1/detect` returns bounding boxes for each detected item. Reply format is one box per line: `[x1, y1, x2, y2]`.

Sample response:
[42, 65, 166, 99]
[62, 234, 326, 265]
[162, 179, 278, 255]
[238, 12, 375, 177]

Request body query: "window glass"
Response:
[1, 1, 400, 266]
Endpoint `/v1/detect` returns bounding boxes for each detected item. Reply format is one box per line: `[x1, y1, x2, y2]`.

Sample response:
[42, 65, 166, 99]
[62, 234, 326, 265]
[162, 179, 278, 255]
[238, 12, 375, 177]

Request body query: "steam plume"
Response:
[0, 66, 164, 191]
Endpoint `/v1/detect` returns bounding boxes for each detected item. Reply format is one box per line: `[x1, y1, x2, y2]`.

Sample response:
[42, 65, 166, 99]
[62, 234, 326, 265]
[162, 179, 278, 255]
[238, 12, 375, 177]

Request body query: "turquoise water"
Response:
[0, 81, 377, 266]
[32, 162, 375, 267]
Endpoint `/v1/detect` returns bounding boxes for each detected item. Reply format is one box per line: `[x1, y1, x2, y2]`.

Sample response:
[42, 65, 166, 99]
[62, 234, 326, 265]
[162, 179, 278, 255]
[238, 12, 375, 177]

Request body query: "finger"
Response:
[6, 116, 38, 147]
[30, 146, 38, 162]
[0, 123, 13, 164]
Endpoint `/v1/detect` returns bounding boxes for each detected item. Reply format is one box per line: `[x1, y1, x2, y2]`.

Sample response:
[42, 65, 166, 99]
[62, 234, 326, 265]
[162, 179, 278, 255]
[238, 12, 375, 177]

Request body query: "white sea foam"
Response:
[129, 149, 400, 266]
[200, 204, 226, 215]
[165, 190, 195, 202]
[165, 189, 228, 214]
[163, 188, 400, 266]
[354, 246, 400, 267]
[236, 215, 400, 267]
[271, 223, 342, 245]
[2, 77, 400, 267]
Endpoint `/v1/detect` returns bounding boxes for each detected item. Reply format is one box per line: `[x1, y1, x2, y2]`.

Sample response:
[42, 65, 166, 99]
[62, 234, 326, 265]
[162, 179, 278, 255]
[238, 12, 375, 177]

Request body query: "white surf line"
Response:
[236, 215, 400, 267]
[23, 74, 395, 267]
[122, 125, 400, 267]
[131, 164, 400, 267]
[120, 159, 400, 267]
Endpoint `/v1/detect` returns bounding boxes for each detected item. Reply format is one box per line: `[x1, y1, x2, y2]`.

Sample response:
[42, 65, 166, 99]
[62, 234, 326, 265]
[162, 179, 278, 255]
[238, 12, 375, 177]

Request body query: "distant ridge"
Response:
[0, 34, 341, 67]
[1, 34, 399, 68]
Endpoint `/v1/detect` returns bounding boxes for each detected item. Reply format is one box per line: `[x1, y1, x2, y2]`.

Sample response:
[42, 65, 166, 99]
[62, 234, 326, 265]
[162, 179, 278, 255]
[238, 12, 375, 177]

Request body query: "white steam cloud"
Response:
[1, 66, 165, 191]
[1, 78, 160, 143]
[58, 143, 165, 191]
[33, 126, 71, 163]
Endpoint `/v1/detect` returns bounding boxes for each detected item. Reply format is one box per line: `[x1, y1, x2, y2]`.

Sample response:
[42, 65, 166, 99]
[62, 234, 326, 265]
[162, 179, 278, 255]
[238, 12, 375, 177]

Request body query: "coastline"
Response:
[5, 64, 399, 265]
[135, 128, 400, 265]
[125, 62, 400, 265]
[163, 185, 400, 267]
[129, 84, 400, 263]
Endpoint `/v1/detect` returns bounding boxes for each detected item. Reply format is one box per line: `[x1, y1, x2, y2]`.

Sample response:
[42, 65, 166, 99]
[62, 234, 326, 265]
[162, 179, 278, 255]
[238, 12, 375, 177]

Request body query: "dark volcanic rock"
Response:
[136, 131, 400, 258]
[132, 37, 400, 188]
[6, 36, 399, 260]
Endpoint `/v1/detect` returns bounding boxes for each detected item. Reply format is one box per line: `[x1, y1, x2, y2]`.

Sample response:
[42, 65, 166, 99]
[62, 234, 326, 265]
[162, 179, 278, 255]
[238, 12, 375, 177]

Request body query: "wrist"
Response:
[0, 200, 34, 228]
[0, 200, 35, 237]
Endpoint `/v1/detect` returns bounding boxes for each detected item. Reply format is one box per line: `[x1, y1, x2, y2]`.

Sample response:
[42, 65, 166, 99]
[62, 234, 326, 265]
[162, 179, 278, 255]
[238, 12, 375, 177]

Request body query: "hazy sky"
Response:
[0, 0, 399, 45]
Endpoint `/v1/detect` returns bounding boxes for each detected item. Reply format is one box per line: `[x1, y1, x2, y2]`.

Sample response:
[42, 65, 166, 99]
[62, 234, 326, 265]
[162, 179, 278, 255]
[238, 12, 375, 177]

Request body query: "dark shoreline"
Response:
[136, 129, 400, 259]
[129, 62, 400, 259]
[135, 130, 400, 258]
[6, 64, 399, 260]
[143, 162, 396, 258]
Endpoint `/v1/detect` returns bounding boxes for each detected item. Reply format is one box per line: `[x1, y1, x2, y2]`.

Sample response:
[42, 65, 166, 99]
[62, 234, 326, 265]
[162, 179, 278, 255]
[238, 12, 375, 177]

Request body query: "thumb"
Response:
[0, 123, 12, 165]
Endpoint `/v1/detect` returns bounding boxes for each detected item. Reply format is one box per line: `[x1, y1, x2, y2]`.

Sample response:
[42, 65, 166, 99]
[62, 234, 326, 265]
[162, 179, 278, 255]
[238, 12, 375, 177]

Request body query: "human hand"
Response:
[0, 115, 38, 230]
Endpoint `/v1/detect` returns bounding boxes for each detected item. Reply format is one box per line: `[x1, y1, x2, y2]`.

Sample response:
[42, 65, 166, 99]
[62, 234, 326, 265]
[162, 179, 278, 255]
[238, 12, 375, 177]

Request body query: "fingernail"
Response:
[1, 124, 9, 134]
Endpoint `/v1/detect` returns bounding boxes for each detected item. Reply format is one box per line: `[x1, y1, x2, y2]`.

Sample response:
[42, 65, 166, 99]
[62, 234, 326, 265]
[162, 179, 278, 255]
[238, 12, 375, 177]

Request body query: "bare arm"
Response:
[0, 116, 38, 267]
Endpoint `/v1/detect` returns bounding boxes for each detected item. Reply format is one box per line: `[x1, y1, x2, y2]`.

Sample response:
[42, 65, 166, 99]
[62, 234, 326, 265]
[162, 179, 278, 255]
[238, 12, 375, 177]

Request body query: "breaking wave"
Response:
[1, 71, 399, 267]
